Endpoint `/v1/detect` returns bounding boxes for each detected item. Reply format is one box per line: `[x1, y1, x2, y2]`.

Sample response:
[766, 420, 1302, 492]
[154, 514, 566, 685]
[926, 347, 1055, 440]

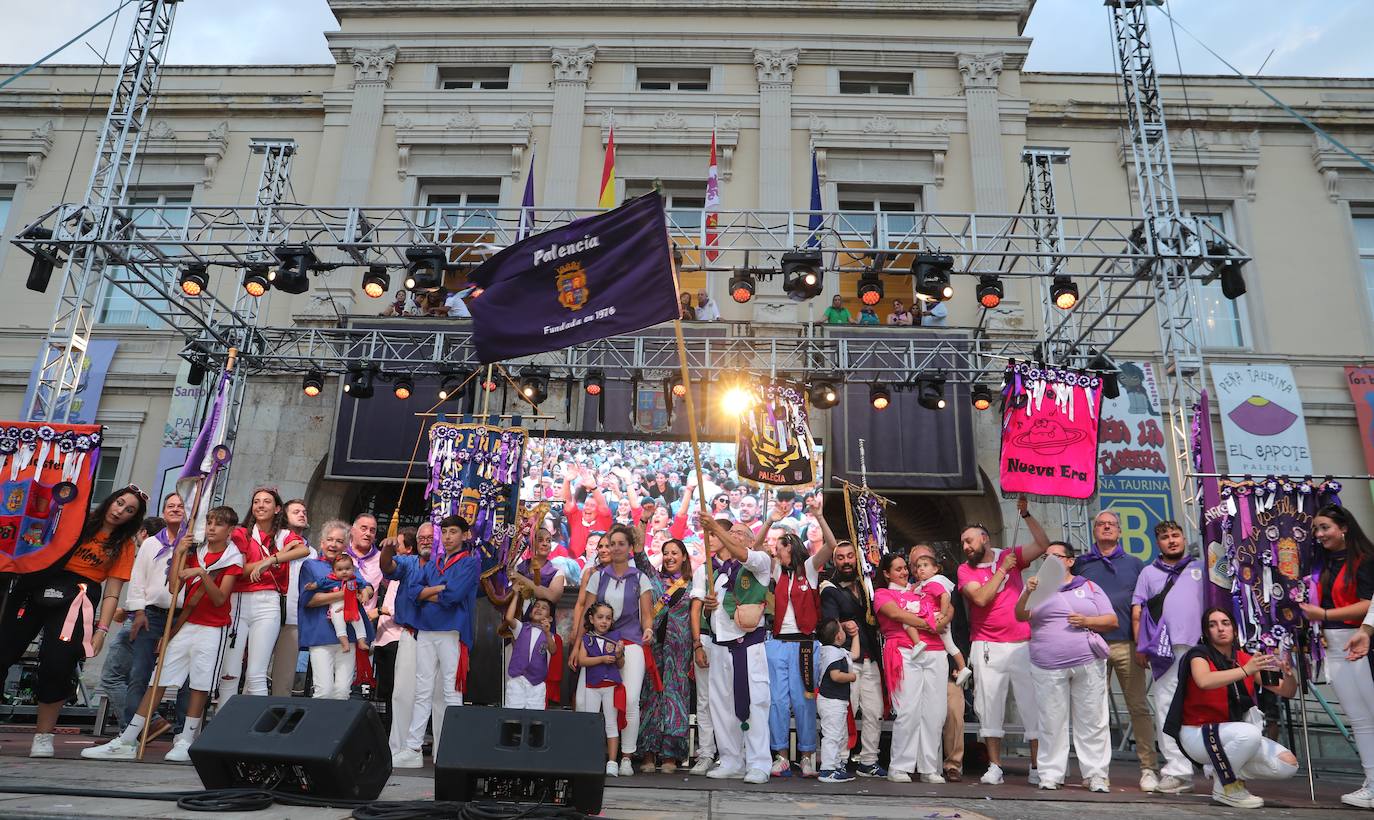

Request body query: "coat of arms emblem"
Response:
[555, 261, 589, 311]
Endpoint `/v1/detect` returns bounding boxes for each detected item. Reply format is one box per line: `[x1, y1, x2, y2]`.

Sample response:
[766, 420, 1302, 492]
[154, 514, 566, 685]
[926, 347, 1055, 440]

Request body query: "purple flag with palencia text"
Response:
[467, 192, 679, 363]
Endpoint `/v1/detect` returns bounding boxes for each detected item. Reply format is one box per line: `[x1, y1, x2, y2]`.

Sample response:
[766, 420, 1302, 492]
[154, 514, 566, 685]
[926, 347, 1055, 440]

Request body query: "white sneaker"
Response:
[29, 733, 55, 759]
[954, 667, 973, 688]
[1139, 770, 1159, 793]
[980, 763, 1004, 785]
[605, 760, 619, 777]
[799, 753, 818, 778]
[887, 770, 912, 783]
[1086, 776, 1111, 793]
[743, 769, 769, 785]
[1028, 767, 1040, 786]
[1341, 786, 1374, 809]
[81, 736, 136, 760]
[619, 758, 633, 777]
[392, 748, 424, 769]
[706, 765, 743, 780]
[1038, 780, 1062, 790]
[164, 739, 193, 763]
[919, 772, 946, 784]
[1154, 774, 1192, 794]
[689, 757, 713, 776]
[1213, 779, 1263, 809]
[769, 754, 790, 776]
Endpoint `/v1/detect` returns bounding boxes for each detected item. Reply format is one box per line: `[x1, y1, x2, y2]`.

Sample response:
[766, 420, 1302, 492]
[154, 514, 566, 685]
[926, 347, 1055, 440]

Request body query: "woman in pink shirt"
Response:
[874, 553, 949, 785]
[1015, 542, 1116, 792]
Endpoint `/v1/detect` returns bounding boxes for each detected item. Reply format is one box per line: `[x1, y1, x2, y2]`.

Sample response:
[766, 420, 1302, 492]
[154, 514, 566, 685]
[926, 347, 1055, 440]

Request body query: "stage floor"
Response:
[0, 731, 1363, 819]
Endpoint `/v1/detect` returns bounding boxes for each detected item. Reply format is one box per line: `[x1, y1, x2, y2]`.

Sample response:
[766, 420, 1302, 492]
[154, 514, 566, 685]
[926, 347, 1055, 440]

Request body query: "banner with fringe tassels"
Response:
[998, 362, 1103, 500]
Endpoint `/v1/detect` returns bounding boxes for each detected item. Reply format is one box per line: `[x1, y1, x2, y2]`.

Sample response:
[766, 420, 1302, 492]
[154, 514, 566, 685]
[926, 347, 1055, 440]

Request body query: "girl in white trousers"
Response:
[220, 590, 282, 702]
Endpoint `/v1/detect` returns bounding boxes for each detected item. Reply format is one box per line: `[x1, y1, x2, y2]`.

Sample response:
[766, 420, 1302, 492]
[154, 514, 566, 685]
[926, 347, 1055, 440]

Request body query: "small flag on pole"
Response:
[705, 130, 721, 262]
[175, 371, 231, 542]
[599, 125, 618, 209]
[518, 149, 536, 241]
[806, 149, 822, 249]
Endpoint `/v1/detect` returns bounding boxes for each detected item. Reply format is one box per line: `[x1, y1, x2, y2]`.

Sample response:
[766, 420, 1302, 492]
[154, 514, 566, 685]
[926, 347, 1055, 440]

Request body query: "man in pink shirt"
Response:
[956, 496, 1050, 786]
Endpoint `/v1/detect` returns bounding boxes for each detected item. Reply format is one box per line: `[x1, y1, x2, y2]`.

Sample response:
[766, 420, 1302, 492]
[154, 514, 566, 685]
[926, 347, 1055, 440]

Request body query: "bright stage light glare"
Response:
[721, 385, 753, 416]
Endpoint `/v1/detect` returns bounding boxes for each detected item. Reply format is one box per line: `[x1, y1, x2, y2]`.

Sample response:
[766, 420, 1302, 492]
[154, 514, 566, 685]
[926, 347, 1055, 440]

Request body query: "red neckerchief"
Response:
[441, 548, 470, 574]
[330, 572, 360, 622]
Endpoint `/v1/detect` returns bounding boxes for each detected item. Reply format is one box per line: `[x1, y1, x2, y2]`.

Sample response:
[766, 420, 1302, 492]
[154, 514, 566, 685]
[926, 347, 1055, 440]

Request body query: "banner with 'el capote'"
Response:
[466, 192, 680, 363]
[999, 362, 1103, 500]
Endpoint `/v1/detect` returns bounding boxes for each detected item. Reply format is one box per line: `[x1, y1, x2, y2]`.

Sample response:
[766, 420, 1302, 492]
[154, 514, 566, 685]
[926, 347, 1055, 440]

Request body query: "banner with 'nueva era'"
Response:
[466, 192, 680, 363]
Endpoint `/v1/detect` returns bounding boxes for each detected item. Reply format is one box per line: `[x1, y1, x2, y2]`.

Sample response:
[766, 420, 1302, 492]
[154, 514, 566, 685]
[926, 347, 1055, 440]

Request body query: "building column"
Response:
[545, 46, 596, 207]
[752, 48, 802, 322]
[336, 46, 398, 203]
[958, 52, 1009, 212]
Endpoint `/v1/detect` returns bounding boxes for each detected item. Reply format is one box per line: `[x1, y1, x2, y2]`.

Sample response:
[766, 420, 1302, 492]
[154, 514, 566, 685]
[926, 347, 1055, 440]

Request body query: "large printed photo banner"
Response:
[999, 362, 1104, 500]
[466, 192, 680, 363]
[736, 379, 817, 489]
[1211, 363, 1313, 476]
[0, 421, 103, 574]
[1097, 361, 1172, 561]
[427, 420, 528, 586]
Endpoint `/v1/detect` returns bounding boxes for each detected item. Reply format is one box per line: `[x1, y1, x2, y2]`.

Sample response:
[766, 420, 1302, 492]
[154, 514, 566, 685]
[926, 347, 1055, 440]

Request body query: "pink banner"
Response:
[999, 363, 1104, 500]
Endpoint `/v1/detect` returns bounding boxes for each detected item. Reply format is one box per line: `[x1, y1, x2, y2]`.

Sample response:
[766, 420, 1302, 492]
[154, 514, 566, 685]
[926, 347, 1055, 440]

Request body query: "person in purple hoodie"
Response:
[1016, 542, 1117, 793]
[503, 593, 554, 709]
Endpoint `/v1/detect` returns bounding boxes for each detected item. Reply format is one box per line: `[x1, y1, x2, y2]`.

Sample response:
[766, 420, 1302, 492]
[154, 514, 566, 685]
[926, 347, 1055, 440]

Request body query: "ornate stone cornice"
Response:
[125, 120, 230, 187]
[754, 48, 799, 88]
[352, 46, 398, 86]
[597, 111, 742, 180]
[551, 45, 597, 84]
[806, 115, 951, 187]
[328, 1, 1035, 19]
[958, 52, 1004, 91]
[394, 111, 535, 179]
[1311, 132, 1374, 203]
[0, 120, 54, 188]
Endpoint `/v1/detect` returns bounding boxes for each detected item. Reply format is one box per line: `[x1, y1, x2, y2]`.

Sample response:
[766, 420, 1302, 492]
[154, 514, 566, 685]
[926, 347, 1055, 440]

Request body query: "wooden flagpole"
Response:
[136, 348, 236, 760]
[666, 240, 713, 586]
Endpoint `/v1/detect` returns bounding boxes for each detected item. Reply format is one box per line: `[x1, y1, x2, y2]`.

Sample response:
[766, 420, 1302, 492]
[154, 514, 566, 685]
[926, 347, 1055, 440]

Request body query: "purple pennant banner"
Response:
[467, 192, 679, 363]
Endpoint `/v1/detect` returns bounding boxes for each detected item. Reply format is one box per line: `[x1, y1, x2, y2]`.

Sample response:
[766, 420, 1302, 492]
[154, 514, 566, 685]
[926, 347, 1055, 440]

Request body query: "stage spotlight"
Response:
[809, 379, 840, 410]
[858, 271, 883, 307]
[21, 227, 58, 293]
[187, 363, 206, 387]
[976, 275, 1004, 309]
[518, 368, 549, 405]
[782, 249, 823, 301]
[242, 265, 269, 298]
[1051, 275, 1079, 310]
[362, 265, 390, 299]
[729, 270, 756, 304]
[869, 383, 891, 411]
[405, 245, 447, 291]
[302, 371, 324, 398]
[914, 253, 955, 302]
[917, 375, 947, 410]
[721, 383, 753, 416]
[1219, 260, 1247, 300]
[438, 372, 465, 401]
[269, 245, 315, 295]
[178, 263, 209, 297]
[665, 373, 688, 399]
[343, 365, 376, 399]
[970, 384, 993, 411]
[392, 375, 414, 401]
[584, 370, 605, 397]
[481, 374, 498, 392]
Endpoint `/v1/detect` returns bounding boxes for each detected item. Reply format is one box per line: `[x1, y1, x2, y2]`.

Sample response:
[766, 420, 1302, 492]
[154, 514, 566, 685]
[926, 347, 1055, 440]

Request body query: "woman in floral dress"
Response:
[637, 538, 693, 772]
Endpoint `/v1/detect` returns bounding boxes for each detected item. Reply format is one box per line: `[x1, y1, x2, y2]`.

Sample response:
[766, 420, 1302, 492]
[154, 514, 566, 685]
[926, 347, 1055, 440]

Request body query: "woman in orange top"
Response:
[0, 486, 147, 758]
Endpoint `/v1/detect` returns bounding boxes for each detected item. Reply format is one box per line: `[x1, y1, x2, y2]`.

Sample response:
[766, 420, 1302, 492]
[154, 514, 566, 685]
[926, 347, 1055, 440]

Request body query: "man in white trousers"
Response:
[1132, 520, 1206, 794]
[379, 522, 437, 756]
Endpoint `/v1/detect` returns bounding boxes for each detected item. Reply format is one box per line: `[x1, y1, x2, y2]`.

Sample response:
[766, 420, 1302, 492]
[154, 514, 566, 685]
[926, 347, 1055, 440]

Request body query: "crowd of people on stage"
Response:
[5, 480, 1374, 811]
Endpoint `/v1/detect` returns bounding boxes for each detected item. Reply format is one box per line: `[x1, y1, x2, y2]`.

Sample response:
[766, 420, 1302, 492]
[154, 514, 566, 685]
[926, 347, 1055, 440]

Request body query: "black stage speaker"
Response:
[190, 696, 391, 800]
[435, 706, 605, 814]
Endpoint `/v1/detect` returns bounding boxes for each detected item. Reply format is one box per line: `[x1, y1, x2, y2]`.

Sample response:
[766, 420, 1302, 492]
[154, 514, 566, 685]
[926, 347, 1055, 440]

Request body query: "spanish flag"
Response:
[598, 126, 617, 209]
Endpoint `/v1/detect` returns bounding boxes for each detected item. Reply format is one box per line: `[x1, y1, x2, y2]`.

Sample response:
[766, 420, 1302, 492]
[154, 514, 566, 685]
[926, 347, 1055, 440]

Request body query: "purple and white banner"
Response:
[467, 192, 679, 363]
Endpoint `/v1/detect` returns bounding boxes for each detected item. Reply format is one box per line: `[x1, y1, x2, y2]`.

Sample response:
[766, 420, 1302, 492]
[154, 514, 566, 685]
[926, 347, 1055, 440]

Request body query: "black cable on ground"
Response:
[0, 785, 587, 819]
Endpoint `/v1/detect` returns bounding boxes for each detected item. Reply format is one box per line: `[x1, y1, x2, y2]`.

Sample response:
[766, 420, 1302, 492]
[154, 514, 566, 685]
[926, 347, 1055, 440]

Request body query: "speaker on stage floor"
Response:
[435, 706, 605, 814]
[190, 696, 391, 800]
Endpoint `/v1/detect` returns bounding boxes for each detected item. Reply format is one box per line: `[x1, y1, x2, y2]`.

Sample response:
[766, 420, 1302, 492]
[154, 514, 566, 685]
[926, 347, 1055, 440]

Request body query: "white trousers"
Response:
[707, 637, 771, 775]
[849, 659, 884, 766]
[817, 695, 849, 772]
[1031, 660, 1112, 785]
[218, 590, 282, 703]
[971, 639, 1039, 740]
[580, 685, 620, 739]
[618, 643, 646, 755]
[308, 644, 354, 700]
[889, 646, 947, 777]
[694, 642, 716, 761]
[407, 630, 464, 754]
[1326, 628, 1374, 783]
[388, 630, 417, 755]
[1179, 723, 1298, 782]
[1150, 645, 1194, 777]
[505, 676, 546, 710]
